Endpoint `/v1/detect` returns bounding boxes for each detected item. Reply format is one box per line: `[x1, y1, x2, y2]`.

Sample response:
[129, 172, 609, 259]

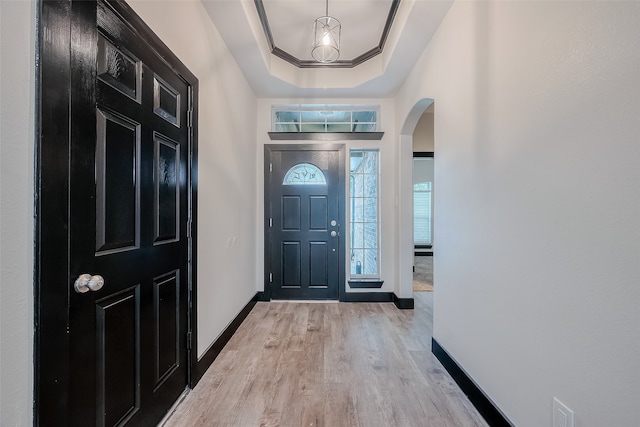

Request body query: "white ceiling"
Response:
[201, 0, 453, 98]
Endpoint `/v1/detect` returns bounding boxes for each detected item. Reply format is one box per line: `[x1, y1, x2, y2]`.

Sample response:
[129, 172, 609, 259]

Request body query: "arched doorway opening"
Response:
[397, 99, 434, 299]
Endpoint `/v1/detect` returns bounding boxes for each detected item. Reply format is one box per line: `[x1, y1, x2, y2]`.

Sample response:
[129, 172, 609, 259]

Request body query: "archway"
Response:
[397, 98, 434, 299]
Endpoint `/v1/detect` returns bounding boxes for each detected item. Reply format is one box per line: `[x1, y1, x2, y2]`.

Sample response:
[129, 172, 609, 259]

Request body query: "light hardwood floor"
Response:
[164, 294, 487, 427]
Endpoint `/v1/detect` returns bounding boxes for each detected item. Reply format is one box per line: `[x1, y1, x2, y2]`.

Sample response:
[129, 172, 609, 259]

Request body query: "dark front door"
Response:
[37, 1, 197, 426]
[265, 145, 345, 300]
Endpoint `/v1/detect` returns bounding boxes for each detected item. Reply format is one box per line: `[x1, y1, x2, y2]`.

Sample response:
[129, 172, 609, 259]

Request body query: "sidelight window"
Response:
[349, 150, 379, 278]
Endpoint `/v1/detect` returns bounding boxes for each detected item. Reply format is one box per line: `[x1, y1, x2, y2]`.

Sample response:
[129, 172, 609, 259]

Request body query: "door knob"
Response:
[74, 274, 104, 293]
[330, 231, 338, 237]
[88, 275, 104, 291]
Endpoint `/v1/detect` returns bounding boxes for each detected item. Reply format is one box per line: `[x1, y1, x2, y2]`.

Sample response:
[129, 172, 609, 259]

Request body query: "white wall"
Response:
[255, 99, 402, 296]
[413, 112, 434, 152]
[396, 2, 640, 426]
[126, 0, 258, 358]
[0, 1, 36, 425]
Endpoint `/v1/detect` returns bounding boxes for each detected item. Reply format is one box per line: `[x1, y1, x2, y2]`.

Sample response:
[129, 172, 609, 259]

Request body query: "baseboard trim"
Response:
[341, 292, 414, 309]
[431, 338, 514, 427]
[191, 294, 259, 387]
[393, 294, 414, 309]
[254, 291, 270, 301]
[342, 292, 394, 303]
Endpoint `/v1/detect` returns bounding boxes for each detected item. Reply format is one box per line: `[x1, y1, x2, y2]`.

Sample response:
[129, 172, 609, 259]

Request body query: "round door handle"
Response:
[74, 274, 92, 293]
[88, 275, 104, 291]
[330, 231, 337, 237]
[74, 273, 104, 293]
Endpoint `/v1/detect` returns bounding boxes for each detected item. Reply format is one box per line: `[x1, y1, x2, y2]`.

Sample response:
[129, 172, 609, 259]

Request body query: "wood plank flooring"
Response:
[163, 294, 487, 427]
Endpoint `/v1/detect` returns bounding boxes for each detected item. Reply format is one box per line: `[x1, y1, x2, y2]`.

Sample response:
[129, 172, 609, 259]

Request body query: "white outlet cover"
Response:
[553, 397, 575, 427]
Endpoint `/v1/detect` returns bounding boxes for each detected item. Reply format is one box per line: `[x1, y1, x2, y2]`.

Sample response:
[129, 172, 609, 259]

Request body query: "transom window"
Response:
[273, 104, 378, 133]
[349, 149, 380, 278]
[282, 163, 327, 185]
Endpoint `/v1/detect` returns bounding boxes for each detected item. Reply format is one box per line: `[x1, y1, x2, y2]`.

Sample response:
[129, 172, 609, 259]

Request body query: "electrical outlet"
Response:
[553, 398, 574, 427]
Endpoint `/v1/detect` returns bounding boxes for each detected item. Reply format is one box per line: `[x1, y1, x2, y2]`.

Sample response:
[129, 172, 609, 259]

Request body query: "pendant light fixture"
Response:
[311, 0, 341, 63]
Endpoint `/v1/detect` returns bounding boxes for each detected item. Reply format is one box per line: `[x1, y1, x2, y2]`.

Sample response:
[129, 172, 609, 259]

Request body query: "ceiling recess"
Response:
[254, 0, 401, 69]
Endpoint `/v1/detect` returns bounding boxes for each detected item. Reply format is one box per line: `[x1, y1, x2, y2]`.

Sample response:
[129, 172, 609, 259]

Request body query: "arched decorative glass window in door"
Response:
[282, 163, 327, 185]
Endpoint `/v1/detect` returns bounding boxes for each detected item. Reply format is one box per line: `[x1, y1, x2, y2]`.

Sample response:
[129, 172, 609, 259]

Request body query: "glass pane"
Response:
[363, 151, 378, 173]
[300, 123, 325, 133]
[413, 182, 432, 191]
[326, 123, 351, 132]
[352, 197, 363, 222]
[274, 111, 299, 123]
[274, 123, 299, 132]
[352, 222, 364, 249]
[351, 249, 364, 275]
[353, 174, 363, 196]
[283, 163, 327, 185]
[353, 123, 376, 132]
[363, 249, 377, 274]
[364, 223, 377, 249]
[350, 151, 363, 172]
[363, 173, 377, 198]
[353, 111, 376, 122]
[330, 111, 351, 123]
[414, 191, 431, 243]
[364, 198, 377, 222]
[300, 111, 323, 122]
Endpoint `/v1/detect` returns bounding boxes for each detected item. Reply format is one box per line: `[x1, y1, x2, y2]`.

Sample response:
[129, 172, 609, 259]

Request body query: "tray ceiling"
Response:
[201, 0, 453, 97]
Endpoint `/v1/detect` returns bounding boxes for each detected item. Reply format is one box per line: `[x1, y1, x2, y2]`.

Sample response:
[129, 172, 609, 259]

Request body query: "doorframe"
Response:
[263, 144, 346, 301]
[34, 0, 199, 423]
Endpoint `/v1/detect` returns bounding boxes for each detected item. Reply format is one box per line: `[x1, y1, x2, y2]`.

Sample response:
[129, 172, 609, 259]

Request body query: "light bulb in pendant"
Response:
[311, 0, 341, 63]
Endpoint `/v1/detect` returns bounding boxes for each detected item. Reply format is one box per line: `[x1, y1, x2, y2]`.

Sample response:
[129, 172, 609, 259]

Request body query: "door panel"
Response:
[153, 270, 180, 388]
[282, 196, 301, 230]
[309, 242, 328, 287]
[95, 109, 140, 253]
[266, 146, 345, 300]
[282, 242, 302, 286]
[154, 134, 180, 243]
[309, 196, 328, 230]
[96, 286, 141, 427]
[97, 34, 141, 102]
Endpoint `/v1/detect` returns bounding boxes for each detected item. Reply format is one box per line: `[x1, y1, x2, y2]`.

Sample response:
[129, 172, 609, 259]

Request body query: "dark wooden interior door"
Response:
[266, 145, 345, 300]
[37, 1, 195, 425]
